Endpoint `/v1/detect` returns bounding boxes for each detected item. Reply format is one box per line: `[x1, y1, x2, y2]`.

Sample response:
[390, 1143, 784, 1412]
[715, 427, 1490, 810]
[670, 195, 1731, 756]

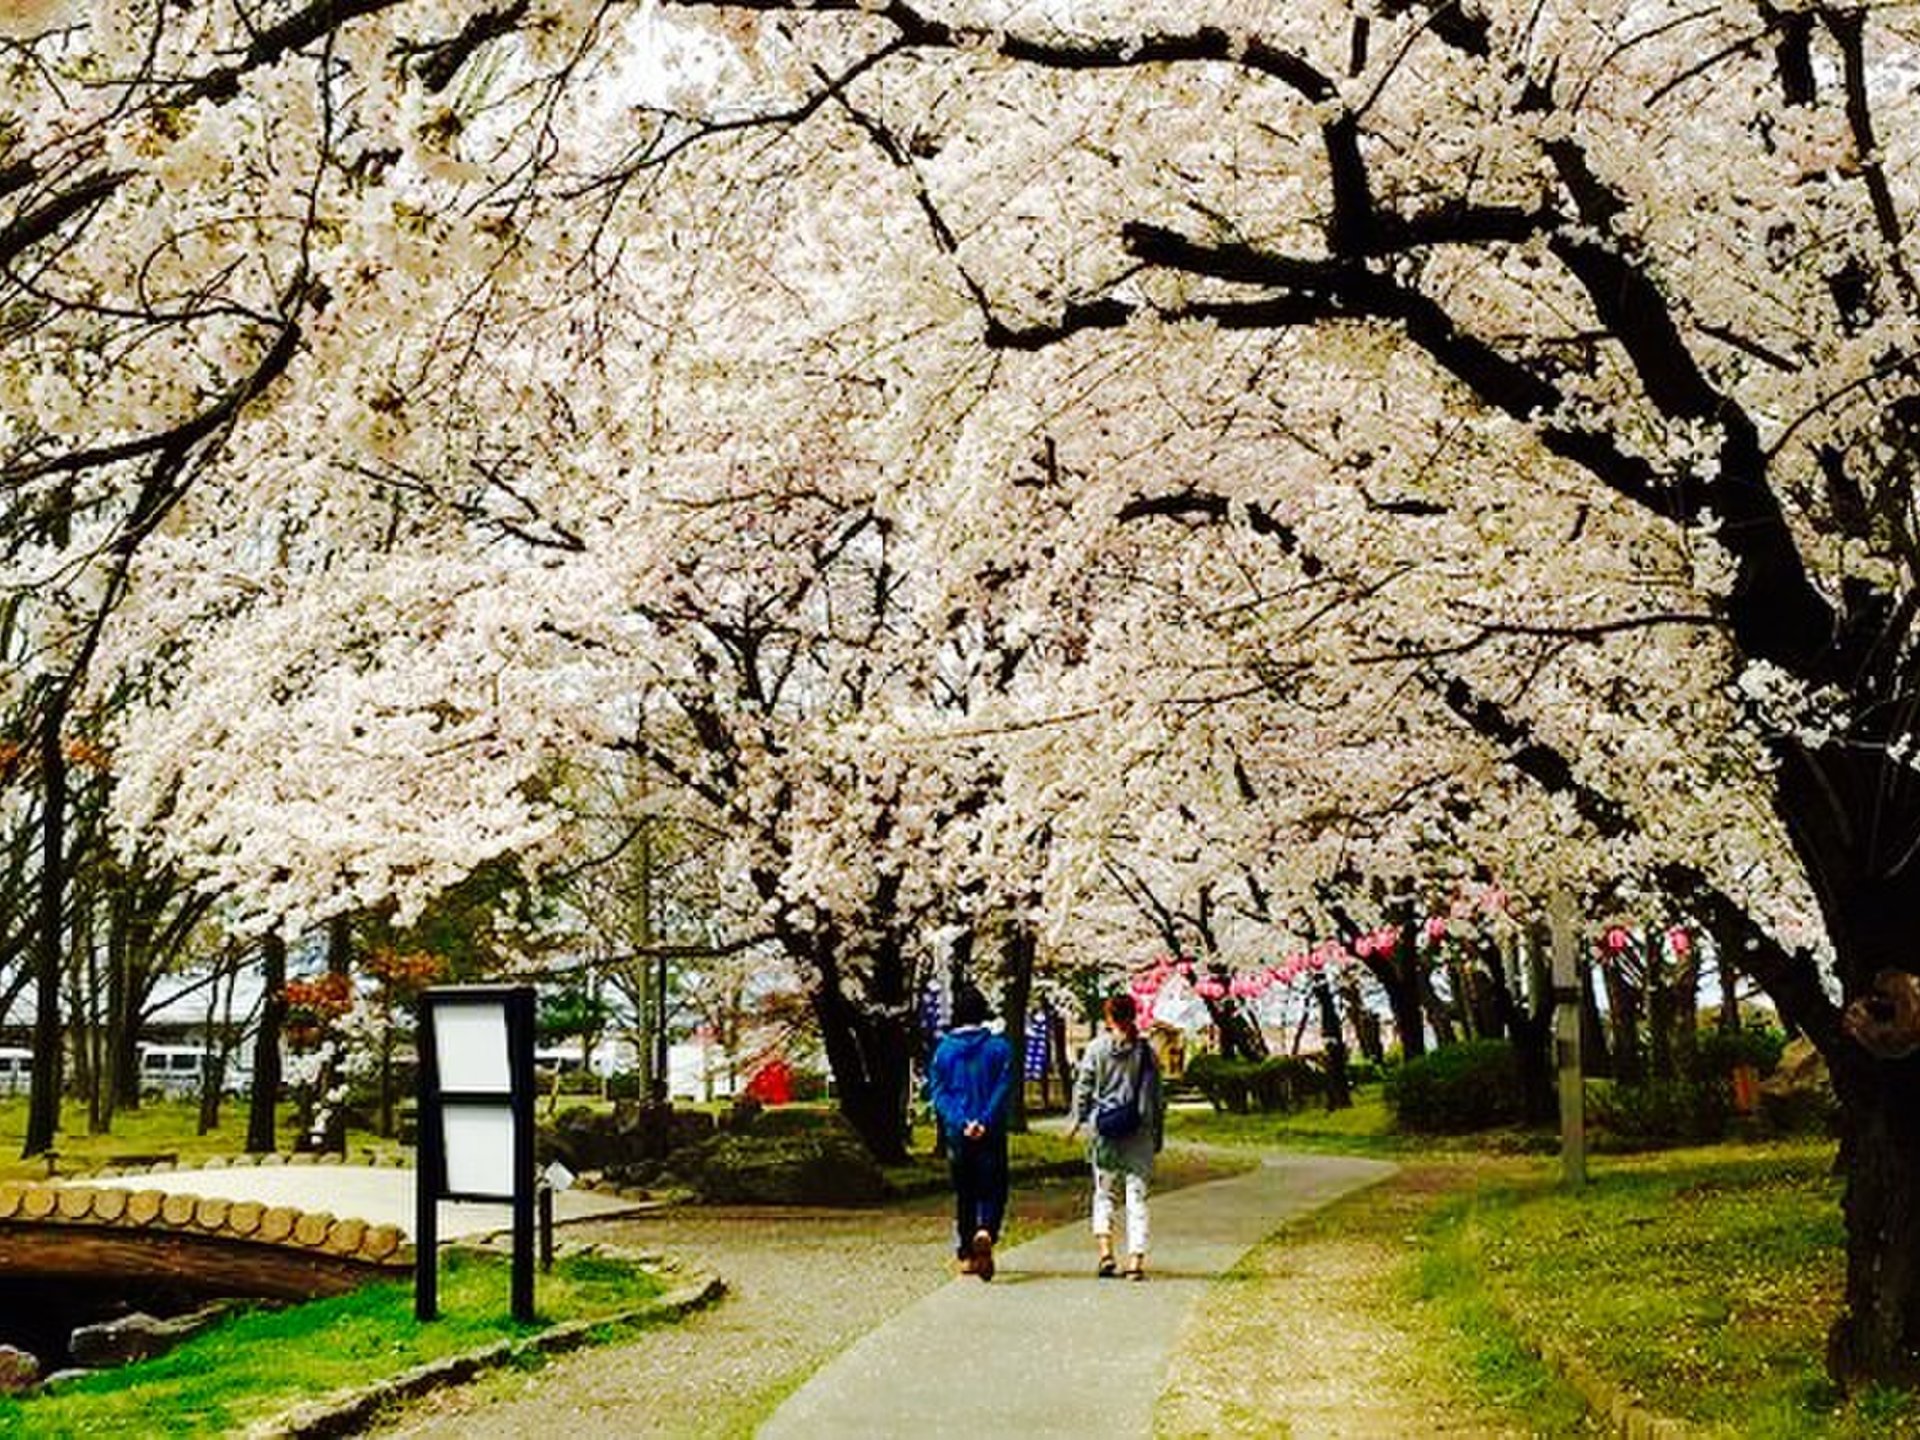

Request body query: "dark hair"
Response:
[952, 985, 990, 1027]
[1104, 993, 1139, 1037]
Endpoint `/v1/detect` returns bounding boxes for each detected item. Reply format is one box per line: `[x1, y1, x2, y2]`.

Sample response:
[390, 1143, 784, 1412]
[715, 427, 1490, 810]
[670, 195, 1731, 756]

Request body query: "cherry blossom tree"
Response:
[619, 0, 1920, 1383]
[15, 0, 1920, 1384]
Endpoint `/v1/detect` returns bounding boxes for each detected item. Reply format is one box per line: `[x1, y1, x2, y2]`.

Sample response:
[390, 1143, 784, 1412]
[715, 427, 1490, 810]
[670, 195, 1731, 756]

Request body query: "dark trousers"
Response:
[948, 1128, 1009, 1254]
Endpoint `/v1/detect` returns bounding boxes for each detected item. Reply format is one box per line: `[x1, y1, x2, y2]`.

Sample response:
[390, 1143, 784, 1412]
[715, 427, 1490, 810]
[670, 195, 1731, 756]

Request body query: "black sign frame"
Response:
[414, 984, 537, 1322]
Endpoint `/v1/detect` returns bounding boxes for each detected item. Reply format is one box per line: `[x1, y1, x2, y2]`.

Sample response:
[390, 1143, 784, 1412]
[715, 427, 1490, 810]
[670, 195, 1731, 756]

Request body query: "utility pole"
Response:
[1549, 889, 1586, 1188]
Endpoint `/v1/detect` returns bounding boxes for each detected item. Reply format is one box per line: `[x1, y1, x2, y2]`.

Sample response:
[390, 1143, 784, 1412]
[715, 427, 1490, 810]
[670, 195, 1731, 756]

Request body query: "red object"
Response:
[745, 1059, 793, 1105]
[1731, 1063, 1760, 1116]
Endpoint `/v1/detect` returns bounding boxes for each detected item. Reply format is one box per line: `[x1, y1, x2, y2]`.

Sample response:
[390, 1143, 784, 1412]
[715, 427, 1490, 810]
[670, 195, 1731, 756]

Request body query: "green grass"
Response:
[0, 1096, 400, 1182]
[1400, 1169, 1595, 1430]
[0, 1248, 665, 1437]
[1421, 1138, 1920, 1437]
[1166, 1084, 1440, 1155]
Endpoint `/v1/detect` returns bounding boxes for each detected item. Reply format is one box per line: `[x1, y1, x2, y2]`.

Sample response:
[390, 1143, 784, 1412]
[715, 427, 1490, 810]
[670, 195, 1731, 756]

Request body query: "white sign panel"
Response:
[434, 1005, 512, 1093]
[443, 1104, 516, 1197]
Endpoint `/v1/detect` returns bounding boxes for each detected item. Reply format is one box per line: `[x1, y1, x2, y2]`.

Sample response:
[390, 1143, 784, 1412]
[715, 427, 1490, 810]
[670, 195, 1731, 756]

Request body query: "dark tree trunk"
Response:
[1497, 930, 1556, 1124]
[1201, 960, 1268, 1060]
[24, 707, 66, 1158]
[1828, 1062, 1920, 1387]
[814, 982, 913, 1163]
[1580, 958, 1612, 1078]
[1766, 741, 1920, 1386]
[1418, 960, 1458, 1048]
[804, 918, 914, 1164]
[106, 883, 148, 1117]
[1717, 938, 1741, 1032]
[1340, 970, 1384, 1064]
[247, 933, 286, 1153]
[1311, 969, 1352, 1110]
[1601, 961, 1646, 1085]
[1362, 948, 1426, 1059]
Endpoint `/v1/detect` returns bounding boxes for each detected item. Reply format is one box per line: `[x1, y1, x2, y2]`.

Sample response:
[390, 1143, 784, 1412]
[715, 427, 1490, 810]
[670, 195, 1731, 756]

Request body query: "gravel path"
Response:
[375, 1202, 956, 1438]
[374, 1154, 1241, 1439]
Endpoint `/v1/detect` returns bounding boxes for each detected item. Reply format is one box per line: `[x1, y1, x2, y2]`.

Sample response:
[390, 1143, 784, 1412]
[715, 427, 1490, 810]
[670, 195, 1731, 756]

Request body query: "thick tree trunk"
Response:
[1579, 959, 1612, 1077]
[813, 982, 912, 1163]
[1764, 741, 1920, 1386]
[1363, 950, 1426, 1059]
[801, 915, 914, 1164]
[1340, 970, 1384, 1064]
[1601, 964, 1645, 1084]
[1827, 1063, 1920, 1386]
[1496, 930, 1556, 1124]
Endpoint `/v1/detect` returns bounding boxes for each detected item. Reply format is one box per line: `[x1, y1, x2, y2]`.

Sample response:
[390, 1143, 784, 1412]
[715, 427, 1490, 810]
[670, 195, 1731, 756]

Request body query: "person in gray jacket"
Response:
[1069, 993, 1163, 1280]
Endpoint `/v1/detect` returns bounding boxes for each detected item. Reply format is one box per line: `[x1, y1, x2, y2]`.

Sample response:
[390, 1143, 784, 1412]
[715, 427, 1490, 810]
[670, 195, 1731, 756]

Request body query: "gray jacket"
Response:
[1072, 1032, 1163, 1177]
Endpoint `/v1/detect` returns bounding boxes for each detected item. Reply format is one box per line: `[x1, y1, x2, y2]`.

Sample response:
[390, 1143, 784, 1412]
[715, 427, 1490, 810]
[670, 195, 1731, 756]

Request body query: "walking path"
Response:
[61, 1150, 1399, 1434]
[760, 1153, 1394, 1437]
[380, 1148, 1396, 1438]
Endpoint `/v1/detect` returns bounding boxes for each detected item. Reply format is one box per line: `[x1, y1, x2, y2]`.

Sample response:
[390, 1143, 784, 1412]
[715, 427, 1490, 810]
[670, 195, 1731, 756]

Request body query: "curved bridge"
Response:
[0, 1182, 410, 1300]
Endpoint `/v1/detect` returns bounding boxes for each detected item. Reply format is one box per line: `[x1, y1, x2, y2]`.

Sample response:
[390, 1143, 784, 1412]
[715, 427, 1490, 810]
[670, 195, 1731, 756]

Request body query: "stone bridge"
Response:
[0, 1181, 410, 1300]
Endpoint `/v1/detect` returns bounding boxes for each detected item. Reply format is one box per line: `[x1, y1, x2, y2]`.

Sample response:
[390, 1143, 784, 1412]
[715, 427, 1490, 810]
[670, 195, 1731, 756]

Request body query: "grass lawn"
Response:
[1426, 1136, 1920, 1437]
[1160, 1157, 1592, 1437]
[0, 1247, 666, 1437]
[0, 1096, 400, 1183]
[1172, 1090, 1918, 1436]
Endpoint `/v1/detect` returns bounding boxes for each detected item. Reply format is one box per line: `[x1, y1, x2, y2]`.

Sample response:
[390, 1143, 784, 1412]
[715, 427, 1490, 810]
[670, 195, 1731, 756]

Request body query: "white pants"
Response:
[1091, 1165, 1150, 1256]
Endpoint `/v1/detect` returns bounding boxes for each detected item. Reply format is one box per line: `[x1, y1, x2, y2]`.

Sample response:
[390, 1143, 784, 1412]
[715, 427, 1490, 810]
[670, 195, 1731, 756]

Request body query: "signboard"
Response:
[416, 985, 537, 1321]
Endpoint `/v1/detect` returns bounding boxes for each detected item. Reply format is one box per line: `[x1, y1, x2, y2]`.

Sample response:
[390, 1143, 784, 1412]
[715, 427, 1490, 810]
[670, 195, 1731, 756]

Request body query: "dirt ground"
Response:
[1156, 1163, 1567, 1438]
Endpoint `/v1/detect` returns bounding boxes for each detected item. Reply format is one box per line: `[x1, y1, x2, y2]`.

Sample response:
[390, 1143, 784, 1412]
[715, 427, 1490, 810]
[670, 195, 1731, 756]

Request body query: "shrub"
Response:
[1383, 1039, 1526, 1132]
[1248, 1055, 1323, 1111]
[1345, 1056, 1385, 1087]
[1588, 1077, 1730, 1148]
[666, 1129, 886, 1204]
[1692, 1022, 1789, 1079]
[1185, 1052, 1327, 1113]
[1184, 1052, 1254, 1113]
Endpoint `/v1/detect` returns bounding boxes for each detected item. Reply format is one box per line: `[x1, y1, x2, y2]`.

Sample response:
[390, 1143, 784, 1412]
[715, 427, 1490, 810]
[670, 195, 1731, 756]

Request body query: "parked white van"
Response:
[137, 1043, 251, 1097]
[0, 1047, 30, 1095]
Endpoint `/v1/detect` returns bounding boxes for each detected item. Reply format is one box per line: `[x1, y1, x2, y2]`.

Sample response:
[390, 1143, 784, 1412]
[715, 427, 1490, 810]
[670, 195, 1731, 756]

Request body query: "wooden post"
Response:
[414, 1001, 441, 1322]
[507, 987, 537, 1325]
[1549, 890, 1586, 1188]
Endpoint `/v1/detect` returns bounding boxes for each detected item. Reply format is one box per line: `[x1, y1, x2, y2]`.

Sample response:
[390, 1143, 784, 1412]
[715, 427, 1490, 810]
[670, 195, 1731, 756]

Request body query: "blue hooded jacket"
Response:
[929, 1024, 1014, 1137]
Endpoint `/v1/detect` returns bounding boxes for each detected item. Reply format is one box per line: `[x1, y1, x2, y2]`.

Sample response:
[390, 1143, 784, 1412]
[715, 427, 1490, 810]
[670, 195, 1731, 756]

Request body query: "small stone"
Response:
[0, 1345, 41, 1395]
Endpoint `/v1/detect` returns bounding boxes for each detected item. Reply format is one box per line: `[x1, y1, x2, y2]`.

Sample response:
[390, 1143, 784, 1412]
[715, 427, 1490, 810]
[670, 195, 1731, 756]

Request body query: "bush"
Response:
[1184, 1052, 1326, 1113]
[664, 1129, 886, 1204]
[1345, 1056, 1385, 1087]
[1383, 1040, 1526, 1132]
[1184, 1052, 1254, 1113]
[1692, 1022, 1789, 1079]
[1588, 1077, 1730, 1148]
[1248, 1055, 1324, 1111]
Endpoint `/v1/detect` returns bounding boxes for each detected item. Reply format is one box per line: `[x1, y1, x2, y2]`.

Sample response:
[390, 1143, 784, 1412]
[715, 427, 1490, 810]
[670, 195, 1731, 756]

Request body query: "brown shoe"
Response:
[971, 1228, 995, 1281]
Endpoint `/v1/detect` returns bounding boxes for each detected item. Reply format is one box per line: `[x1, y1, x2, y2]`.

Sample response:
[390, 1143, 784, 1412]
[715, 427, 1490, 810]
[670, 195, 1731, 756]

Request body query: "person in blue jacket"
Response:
[928, 984, 1014, 1280]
